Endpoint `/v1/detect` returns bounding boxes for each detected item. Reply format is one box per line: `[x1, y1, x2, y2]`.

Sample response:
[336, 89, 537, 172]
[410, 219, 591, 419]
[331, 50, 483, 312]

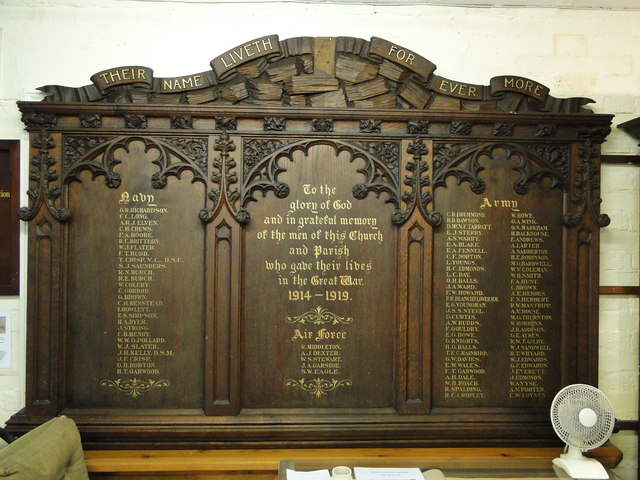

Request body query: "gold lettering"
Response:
[162, 75, 203, 91]
[478, 197, 519, 210]
[387, 44, 415, 65]
[438, 79, 479, 98]
[97, 68, 148, 85]
[502, 77, 545, 99]
[109, 70, 122, 83]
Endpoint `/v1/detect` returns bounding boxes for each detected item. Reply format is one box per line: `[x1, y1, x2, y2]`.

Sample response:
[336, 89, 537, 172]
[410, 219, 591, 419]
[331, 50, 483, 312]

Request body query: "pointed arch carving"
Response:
[9, 34, 613, 449]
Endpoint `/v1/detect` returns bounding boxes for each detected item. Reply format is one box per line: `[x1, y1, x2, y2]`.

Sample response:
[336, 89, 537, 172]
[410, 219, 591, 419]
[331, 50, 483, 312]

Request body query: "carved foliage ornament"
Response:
[563, 135, 611, 228]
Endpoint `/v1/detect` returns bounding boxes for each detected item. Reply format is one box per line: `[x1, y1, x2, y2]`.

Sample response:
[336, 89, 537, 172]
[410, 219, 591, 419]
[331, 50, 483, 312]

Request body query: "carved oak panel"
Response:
[8, 35, 612, 449]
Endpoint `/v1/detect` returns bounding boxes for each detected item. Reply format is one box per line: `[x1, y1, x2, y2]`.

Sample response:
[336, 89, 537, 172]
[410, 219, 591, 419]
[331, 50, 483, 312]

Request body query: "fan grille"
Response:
[550, 384, 615, 451]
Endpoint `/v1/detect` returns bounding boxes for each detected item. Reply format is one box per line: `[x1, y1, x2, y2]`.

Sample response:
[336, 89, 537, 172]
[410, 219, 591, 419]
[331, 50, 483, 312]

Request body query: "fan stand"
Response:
[553, 445, 609, 480]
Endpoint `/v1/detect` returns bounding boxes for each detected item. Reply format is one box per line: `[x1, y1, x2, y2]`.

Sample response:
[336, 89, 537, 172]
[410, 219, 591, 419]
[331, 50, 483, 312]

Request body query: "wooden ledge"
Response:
[84, 445, 622, 475]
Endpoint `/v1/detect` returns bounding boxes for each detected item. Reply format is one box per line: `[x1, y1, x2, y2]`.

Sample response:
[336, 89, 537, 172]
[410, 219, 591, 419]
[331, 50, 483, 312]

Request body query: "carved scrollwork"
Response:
[285, 306, 354, 325]
[562, 138, 611, 228]
[393, 137, 441, 226]
[99, 378, 170, 398]
[19, 128, 70, 222]
[285, 377, 352, 397]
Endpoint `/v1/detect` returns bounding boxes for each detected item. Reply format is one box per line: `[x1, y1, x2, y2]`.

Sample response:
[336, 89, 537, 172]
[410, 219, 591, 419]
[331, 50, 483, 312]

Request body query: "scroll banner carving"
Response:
[10, 35, 613, 449]
[210, 34, 283, 81]
[91, 66, 154, 93]
[367, 37, 437, 82]
[490, 76, 550, 103]
[38, 35, 588, 113]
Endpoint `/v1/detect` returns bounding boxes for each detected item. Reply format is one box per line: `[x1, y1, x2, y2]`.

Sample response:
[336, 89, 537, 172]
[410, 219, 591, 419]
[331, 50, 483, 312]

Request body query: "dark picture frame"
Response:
[0, 140, 20, 295]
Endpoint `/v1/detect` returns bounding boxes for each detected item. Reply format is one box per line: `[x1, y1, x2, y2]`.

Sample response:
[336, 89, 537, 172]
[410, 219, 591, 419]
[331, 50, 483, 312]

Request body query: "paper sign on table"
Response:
[354, 467, 424, 480]
[286, 468, 331, 480]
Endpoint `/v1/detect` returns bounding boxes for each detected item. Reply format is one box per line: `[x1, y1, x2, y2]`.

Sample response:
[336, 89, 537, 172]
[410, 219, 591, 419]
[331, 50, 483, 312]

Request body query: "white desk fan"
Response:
[550, 384, 615, 479]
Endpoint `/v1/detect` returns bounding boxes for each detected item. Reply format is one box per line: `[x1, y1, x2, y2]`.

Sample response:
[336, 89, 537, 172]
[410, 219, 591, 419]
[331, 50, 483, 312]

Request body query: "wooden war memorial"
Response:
[7, 35, 612, 449]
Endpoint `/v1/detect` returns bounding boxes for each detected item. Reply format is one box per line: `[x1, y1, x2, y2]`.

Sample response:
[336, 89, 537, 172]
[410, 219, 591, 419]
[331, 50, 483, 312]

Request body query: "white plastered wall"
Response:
[0, 0, 638, 477]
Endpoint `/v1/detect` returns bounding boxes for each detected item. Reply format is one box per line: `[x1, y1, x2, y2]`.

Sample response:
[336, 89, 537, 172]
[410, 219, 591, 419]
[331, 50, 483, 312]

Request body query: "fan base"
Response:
[553, 453, 609, 479]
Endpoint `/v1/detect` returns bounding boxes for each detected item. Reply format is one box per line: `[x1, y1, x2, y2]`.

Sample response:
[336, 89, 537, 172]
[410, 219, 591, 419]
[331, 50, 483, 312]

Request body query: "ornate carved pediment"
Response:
[38, 35, 592, 114]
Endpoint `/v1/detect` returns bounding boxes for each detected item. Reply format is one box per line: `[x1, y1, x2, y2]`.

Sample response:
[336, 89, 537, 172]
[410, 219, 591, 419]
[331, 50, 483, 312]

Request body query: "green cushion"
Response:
[0, 416, 88, 480]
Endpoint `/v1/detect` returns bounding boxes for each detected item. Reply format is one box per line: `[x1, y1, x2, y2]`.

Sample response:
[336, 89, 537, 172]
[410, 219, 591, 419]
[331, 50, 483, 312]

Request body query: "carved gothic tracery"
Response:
[10, 35, 614, 450]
